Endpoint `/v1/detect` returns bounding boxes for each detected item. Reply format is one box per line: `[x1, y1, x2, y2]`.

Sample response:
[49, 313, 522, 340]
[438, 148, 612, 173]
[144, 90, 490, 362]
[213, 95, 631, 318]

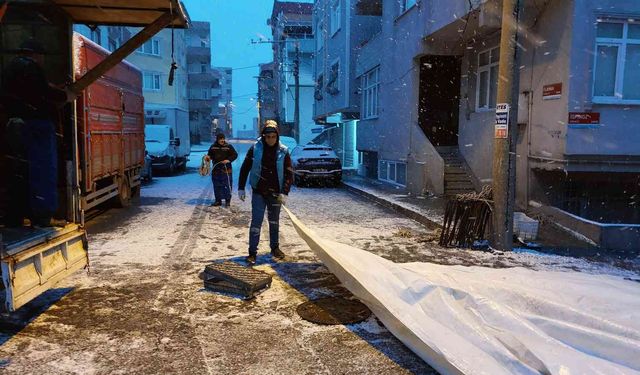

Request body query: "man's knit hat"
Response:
[262, 120, 279, 135]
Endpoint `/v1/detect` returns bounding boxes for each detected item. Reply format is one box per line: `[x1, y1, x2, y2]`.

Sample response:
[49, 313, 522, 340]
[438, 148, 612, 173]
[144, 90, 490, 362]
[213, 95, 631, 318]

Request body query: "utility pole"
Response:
[251, 38, 300, 138]
[224, 99, 230, 137]
[293, 42, 300, 142]
[491, 0, 522, 251]
[256, 99, 262, 131]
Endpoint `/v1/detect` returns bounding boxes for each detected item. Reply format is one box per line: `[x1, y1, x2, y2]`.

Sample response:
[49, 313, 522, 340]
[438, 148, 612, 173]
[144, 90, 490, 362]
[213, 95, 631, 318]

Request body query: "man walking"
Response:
[238, 121, 293, 265]
[205, 133, 237, 207]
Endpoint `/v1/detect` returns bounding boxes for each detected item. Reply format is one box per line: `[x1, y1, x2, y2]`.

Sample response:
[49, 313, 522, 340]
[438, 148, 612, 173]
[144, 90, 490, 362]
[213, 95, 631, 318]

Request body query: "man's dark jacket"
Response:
[207, 141, 238, 175]
[238, 140, 293, 196]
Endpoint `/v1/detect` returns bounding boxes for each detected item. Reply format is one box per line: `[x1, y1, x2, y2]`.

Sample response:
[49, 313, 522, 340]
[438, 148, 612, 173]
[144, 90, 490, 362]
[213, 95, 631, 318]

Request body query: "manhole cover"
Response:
[296, 297, 371, 325]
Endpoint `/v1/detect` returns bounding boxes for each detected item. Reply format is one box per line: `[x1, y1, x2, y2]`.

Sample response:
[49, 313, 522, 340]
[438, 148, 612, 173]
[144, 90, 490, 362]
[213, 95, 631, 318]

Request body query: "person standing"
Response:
[205, 133, 238, 207]
[237, 121, 293, 265]
[1, 38, 75, 227]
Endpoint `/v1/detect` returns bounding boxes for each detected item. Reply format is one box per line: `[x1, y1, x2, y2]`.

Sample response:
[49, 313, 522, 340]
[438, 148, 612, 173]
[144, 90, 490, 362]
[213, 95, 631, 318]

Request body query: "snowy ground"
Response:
[0, 142, 638, 374]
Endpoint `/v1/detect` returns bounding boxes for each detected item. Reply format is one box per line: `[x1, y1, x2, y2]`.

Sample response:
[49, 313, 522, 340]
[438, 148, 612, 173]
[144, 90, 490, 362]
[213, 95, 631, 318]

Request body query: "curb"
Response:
[341, 182, 443, 230]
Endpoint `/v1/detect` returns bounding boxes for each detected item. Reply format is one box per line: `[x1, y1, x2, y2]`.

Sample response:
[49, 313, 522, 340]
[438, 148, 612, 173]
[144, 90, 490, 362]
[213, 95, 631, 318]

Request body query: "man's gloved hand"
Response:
[277, 194, 287, 205]
[238, 190, 246, 201]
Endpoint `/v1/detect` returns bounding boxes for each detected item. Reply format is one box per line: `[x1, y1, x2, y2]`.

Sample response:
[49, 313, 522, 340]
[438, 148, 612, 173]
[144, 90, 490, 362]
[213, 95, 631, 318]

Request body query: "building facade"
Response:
[186, 21, 219, 143]
[269, 1, 317, 145]
[214, 66, 233, 137]
[258, 62, 278, 126]
[74, 24, 190, 147]
[313, 0, 381, 172]
[315, 0, 640, 242]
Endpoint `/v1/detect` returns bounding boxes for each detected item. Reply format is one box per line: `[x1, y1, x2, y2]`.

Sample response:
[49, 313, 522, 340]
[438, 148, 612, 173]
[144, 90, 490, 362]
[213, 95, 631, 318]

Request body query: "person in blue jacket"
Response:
[237, 120, 293, 265]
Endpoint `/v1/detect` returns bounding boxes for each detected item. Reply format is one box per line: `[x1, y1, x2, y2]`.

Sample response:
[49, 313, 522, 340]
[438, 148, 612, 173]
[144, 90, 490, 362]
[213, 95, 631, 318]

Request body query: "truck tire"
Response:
[116, 176, 131, 207]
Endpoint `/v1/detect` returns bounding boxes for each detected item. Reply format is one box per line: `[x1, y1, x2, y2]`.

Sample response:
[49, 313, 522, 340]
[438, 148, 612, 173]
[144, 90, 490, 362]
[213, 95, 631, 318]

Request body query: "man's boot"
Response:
[271, 247, 285, 260]
[246, 254, 256, 265]
[211, 200, 222, 207]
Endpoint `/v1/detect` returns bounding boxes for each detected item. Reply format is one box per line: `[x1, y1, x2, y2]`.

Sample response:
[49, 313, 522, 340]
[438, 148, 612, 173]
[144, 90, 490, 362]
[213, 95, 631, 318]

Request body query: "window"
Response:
[330, 0, 341, 36]
[201, 63, 207, 73]
[361, 66, 380, 119]
[202, 89, 209, 99]
[476, 46, 500, 110]
[200, 39, 207, 47]
[378, 160, 407, 186]
[143, 72, 161, 91]
[326, 60, 340, 95]
[593, 19, 640, 103]
[315, 74, 324, 101]
[316, 20, 324, 51]
[190, 111, 199, 121]
[137, 39, 160, 56]
[399, 0, 417, 14]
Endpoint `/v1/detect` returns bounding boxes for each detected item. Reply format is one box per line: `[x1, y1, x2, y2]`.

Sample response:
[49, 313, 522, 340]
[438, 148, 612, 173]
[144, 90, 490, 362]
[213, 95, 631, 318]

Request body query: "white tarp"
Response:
[284, 207, 640, 375]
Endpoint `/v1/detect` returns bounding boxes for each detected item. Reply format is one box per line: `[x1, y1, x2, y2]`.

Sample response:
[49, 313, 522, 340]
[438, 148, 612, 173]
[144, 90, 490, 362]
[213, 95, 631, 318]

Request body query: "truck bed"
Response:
[1, 224, 88, 312]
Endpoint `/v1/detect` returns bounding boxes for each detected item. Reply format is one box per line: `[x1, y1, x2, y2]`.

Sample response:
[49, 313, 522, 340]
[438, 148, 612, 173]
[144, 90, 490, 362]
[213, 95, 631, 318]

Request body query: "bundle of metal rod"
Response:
[439, 187, 493, 248]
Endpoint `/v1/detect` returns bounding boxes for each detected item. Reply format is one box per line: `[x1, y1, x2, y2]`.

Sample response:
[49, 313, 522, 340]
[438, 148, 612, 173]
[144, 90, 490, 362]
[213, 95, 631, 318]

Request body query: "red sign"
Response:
[568, 112, 600, 125]
[495, 125, 508, 138]
[543, 83, 562, 100]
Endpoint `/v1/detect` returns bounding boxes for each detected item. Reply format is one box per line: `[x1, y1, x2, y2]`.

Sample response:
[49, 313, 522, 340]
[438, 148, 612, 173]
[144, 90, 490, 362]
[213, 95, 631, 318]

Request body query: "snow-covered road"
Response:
[0, 142, 637, 374]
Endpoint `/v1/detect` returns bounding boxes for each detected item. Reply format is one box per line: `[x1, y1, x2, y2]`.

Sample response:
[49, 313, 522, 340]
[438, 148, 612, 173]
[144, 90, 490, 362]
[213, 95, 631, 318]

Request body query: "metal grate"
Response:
[203, 261, 272, 299]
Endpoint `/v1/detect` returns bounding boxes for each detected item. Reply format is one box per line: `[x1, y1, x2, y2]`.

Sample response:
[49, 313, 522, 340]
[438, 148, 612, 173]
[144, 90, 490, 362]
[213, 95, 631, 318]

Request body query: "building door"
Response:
[342, 120, 357, 169]
[418, 55, 461, 146]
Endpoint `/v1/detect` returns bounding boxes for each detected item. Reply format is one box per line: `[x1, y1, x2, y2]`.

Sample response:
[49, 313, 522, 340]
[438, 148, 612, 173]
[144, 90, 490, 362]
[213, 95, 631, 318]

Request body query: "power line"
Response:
[230, 65, 261, 71]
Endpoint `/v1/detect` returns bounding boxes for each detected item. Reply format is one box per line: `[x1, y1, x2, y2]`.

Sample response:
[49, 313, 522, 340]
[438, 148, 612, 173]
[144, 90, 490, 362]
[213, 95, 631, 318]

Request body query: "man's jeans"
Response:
[249, 192, 281, 256]
[211, 171, 232, 202]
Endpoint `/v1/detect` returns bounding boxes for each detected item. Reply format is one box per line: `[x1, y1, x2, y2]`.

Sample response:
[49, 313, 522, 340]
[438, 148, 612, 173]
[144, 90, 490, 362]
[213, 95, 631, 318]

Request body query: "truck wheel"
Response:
[132, 182, 141, 199]
[116, 176, 131, 207]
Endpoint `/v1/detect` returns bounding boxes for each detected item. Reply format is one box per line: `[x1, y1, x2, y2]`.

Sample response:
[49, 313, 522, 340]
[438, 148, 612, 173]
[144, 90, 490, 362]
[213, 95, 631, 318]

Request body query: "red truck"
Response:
[74, 33, 145, 210]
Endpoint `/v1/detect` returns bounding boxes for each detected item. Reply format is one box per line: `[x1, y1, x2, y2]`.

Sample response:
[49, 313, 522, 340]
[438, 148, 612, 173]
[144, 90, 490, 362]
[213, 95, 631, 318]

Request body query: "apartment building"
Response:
[269, 1, 317, 145]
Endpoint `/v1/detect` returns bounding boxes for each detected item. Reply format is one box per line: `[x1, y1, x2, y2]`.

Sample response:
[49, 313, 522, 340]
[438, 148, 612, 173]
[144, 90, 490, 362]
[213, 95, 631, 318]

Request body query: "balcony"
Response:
[187, 46, 210, 59]
[189, 98, 214, 110]
[285, 38, 315, 54]
[188, 72, 216, 83]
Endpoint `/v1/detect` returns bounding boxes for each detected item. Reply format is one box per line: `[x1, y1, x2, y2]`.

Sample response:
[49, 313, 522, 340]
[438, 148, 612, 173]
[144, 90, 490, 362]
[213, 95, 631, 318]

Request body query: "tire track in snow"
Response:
[164, 184, 213, 267]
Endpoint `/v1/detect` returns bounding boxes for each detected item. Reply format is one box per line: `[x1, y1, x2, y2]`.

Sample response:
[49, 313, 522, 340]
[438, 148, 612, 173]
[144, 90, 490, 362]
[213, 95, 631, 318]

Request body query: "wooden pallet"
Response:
[203, 261, 272, 299]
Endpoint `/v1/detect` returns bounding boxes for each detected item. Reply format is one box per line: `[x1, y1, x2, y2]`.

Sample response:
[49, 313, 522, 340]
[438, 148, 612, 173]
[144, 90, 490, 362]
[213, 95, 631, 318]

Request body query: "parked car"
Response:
[144, 124, 188, 173]
[291, 144, 342, 187]
[279, 136, 297, 152]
